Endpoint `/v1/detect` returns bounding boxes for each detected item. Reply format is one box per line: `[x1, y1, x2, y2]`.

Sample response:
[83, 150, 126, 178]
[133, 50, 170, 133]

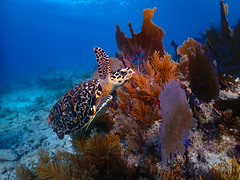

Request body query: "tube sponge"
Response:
[159, 80, 196, 165]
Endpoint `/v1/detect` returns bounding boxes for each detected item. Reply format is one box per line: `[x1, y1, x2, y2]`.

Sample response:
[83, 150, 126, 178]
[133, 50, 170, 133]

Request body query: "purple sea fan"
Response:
[159, 80, 196, 165]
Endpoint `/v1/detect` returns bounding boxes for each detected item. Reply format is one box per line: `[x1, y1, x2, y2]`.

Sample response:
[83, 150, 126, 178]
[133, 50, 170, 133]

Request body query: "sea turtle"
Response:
[47, 47, 135, 139]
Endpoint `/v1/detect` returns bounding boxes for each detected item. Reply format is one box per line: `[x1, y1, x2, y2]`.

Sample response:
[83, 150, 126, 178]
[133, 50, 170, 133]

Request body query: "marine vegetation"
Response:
[115, 7, 165, 71]
[177, 38, 220, 103]
[207, 157, 240, 180]
[177, 0, 240, 91]
[16, 1, 240, 179]
[205, 0, 240, 77]
[213, 96, 240, 138]
[16, 133, 135, 179]
[159, 80, 196, 165]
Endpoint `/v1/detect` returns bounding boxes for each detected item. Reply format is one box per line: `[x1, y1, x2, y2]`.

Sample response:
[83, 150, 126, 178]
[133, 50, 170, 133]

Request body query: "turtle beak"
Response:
[127, 68, 135, 79]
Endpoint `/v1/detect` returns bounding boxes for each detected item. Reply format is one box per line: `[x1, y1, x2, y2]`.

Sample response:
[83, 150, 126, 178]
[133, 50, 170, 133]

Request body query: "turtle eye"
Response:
[120, 71, 127, 76]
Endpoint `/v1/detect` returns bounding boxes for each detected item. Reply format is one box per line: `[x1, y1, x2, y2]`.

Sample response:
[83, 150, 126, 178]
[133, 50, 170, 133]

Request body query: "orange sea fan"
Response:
[126, 71, 162, 125]
[116, 7, 165, 71]
[177, 38, 201, 75]
[118, 72, 160, 106]
[131, 98, 161, 126]
[177, 38, 201, 57]
[177, 39, 197, 74]
[116, 51, 179, 126]
[131, 73, 160, 102]
[116, 74, 161, 128]
[146, 51, 180, 87]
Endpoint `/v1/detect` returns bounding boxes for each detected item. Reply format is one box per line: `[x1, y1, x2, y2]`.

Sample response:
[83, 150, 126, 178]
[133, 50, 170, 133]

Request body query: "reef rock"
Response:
[0, 149, 18, 161]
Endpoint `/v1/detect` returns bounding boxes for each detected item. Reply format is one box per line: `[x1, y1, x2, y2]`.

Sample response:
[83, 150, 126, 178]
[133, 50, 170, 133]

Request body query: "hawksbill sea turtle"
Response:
[47, 47, 135, 139]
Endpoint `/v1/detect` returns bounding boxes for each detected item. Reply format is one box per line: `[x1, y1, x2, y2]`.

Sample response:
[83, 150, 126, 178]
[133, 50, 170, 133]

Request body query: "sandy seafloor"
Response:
[0, 71, 91, 179]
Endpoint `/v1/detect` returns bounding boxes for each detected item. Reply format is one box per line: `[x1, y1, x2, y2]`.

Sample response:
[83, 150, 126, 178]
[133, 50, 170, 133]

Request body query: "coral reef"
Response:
[11, 2, 240, 180]
[109, 51, 179, 164]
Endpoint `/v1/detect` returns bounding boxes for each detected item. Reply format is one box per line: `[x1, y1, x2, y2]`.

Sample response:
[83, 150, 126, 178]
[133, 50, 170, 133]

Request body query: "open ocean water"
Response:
[0, 0, 240, 179]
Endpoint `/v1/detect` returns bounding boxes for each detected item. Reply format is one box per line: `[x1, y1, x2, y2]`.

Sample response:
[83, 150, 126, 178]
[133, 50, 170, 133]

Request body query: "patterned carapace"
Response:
[47, 79, 102, 139]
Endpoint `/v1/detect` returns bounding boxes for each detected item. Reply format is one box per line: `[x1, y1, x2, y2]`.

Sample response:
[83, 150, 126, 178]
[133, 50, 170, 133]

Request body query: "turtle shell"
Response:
[47, 79, 102, 139]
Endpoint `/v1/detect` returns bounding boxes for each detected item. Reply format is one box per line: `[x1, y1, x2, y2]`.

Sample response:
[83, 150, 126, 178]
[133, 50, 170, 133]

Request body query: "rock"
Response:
[0, 134, 20, 149]
[0, 108, 18, 120]
[18, 148, 40, 169]
[0, 161, 15, 177]
[0, 149, 18, 161]
[6, 112, 19, 121]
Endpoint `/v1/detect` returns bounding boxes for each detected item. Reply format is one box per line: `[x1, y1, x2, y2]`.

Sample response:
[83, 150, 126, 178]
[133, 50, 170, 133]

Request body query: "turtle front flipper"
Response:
[83, 95, 113, 131]
[94, 47, 110, 80]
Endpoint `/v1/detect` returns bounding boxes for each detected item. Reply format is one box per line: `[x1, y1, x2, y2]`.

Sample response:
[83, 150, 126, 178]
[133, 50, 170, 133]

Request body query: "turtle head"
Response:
[109, 67, 135, 87]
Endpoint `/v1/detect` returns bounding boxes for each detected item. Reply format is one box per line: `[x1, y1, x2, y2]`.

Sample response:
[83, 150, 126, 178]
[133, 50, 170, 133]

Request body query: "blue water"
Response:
[1, 0, 240, 82]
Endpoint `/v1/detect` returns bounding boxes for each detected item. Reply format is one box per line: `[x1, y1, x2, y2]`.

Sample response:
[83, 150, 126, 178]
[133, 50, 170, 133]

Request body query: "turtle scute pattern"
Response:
[48, 79, 102, 139]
